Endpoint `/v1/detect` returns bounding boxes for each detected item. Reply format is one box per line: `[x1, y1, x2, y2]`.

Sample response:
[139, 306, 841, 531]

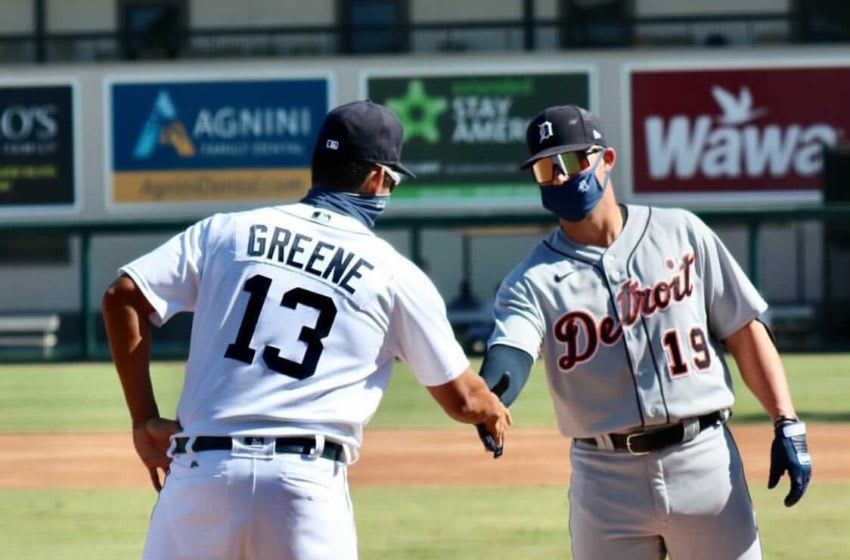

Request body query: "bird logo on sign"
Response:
[711, 85, 767, 126]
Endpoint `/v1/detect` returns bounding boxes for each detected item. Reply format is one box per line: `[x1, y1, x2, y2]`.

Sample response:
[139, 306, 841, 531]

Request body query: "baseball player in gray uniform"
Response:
[102, 100, 510, 560]
[476, 105, 811, 559]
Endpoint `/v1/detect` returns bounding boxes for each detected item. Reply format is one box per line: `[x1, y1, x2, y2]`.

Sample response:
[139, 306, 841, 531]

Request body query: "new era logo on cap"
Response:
[326, 139, 339, 150]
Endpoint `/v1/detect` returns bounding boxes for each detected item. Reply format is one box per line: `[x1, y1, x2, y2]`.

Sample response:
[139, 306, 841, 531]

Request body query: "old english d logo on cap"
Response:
[539, 121, 554, 143]
[522, 105, 607, 169]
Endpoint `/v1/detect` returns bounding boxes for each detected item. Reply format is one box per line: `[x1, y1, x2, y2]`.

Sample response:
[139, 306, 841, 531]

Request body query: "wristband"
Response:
[773, 414, 798, 428]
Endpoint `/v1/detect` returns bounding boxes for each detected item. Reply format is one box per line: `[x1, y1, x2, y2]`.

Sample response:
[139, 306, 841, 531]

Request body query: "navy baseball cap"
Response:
[313, 100, 415, 177]
[521, 105, 606, 169]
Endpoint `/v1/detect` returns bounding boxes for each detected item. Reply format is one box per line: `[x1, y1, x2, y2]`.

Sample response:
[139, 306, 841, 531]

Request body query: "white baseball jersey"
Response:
[489, 204, 767, 438]
[122, 203, 468, 456]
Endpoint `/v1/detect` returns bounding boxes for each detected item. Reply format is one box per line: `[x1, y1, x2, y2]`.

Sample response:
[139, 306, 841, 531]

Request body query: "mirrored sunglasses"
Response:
[531, 148, 603, 184]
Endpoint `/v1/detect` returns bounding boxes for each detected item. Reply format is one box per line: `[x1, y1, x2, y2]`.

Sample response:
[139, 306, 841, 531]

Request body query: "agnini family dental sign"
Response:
[106, 75, 329, 209]
[629, 65, 848, 198]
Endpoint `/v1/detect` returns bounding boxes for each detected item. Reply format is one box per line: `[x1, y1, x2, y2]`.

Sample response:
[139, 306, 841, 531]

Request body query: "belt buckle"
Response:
[232, 436, 275, 460]
[625, 433, 649, 456]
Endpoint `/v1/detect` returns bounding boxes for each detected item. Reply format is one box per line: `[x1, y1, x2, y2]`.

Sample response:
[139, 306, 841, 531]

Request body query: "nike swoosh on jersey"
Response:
[554, 271, 576, 282]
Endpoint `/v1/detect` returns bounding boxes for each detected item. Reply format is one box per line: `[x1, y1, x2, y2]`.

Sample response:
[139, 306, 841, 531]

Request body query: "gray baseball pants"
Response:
[569, 423, 761, 560]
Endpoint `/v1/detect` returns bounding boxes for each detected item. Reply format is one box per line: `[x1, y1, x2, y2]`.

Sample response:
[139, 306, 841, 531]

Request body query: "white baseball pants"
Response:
[142, 440, 357, 560]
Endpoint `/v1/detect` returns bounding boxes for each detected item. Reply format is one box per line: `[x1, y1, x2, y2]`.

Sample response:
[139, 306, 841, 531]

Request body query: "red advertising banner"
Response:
[631, 67, 850, 194]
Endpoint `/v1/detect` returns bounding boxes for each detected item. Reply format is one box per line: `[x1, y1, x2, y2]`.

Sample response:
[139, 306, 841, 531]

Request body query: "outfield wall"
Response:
[0, 46, 847, 340]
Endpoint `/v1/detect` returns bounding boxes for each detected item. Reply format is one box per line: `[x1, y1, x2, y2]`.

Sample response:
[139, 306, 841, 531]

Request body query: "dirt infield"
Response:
[1, 424, 847, 490]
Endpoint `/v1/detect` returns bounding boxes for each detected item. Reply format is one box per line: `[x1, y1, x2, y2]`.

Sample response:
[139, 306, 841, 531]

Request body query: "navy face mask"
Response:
[301, 187, 389, 228]
[539, 155, 609, 223]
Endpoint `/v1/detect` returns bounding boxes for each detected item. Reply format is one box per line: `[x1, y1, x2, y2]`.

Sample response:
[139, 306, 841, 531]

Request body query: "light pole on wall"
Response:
[523, 0, 536, 51]
[34, 0, 46, 63]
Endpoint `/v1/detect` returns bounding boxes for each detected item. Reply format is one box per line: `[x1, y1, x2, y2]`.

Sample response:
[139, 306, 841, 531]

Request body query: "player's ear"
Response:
[602, 147, 616, 170]
[360, 165, 389, 195]
[359, 166, 385, 195]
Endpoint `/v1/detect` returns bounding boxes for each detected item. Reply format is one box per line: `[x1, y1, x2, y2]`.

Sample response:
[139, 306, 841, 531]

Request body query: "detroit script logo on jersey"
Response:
[552, 252, 695, 372]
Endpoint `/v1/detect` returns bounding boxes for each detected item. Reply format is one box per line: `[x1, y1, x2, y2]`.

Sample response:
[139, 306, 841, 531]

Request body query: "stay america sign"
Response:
[630, 67, 849, 193]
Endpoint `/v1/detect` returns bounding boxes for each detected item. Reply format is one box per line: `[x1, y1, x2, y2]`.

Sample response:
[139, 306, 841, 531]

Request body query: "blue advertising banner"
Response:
[108, 76, 329, 204]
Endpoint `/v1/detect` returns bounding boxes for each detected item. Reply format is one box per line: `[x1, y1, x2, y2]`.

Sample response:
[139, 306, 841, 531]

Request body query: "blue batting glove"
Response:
[768, 419, 812, 507]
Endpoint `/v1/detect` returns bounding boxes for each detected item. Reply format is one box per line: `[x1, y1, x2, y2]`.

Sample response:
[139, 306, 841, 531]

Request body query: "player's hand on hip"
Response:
[132, 417, 182, 493]
[768, 418, 812, 507]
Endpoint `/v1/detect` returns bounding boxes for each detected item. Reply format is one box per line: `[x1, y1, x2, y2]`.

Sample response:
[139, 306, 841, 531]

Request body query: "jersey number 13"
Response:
[224, 274, 337, 380]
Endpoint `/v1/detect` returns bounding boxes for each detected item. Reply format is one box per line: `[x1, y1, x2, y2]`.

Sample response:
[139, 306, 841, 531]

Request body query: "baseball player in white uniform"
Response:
[102, 100, 511, 560]
[476, 105, 811, 559]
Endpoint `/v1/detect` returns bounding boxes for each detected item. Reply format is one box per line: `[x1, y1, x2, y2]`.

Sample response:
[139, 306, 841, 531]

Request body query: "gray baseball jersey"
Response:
[489, 204, 767, 438]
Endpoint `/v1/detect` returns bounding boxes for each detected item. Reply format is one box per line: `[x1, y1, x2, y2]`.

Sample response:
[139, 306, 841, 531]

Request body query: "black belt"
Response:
[575, 411, 727, 455]
[173, 436, 344, 462]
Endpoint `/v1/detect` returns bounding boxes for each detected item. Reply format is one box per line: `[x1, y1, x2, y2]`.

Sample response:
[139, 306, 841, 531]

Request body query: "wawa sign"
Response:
[630, 67, 849, 194]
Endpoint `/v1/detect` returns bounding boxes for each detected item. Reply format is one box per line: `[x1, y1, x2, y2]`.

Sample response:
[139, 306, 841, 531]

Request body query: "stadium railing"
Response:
[0, 313, 60, 358]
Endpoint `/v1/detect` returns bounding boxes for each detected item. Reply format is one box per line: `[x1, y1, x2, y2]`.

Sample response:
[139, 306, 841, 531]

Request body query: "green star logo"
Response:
[386, 80, 448, 143]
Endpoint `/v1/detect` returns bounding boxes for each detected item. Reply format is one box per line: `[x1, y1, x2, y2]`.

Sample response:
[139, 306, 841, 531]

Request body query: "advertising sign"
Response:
[108, 76, 329, 206]
[365, 69, 591, 209]
[0, 84, 76, 212]
[630, 66, 850, 196]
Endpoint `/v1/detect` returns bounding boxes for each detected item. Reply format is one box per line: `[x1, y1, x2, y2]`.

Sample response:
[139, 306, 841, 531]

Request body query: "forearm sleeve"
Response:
[479, 344, 534, 407]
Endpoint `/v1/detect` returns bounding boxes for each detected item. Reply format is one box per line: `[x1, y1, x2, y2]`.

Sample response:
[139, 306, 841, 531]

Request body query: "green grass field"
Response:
[1, 354, 849, 432]
[3, 485, 849, 559]
[1, 354, 849, 558]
